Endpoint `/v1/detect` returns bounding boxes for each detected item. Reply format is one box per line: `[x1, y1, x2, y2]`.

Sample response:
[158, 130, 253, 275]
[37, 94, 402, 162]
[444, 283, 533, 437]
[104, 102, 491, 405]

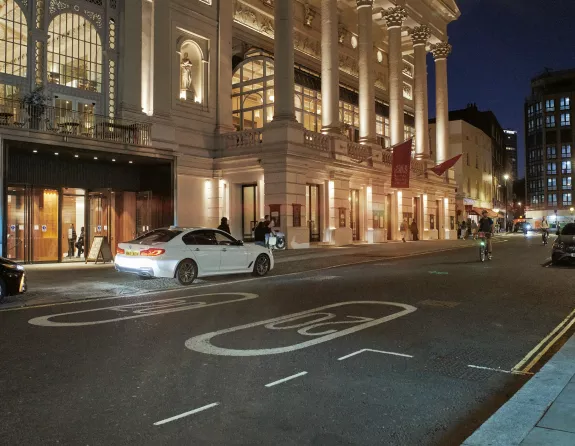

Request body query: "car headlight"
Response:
[16, 265, 24, 271]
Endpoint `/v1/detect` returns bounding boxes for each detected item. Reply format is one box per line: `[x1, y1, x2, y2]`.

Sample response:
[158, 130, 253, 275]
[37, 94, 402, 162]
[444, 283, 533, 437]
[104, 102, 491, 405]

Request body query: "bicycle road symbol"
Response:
[185, 301, 417, 356]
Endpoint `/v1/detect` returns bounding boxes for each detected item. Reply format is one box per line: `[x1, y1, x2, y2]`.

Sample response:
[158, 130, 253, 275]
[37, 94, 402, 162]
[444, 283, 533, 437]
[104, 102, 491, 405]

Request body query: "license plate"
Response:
[126, 251, 139, 256]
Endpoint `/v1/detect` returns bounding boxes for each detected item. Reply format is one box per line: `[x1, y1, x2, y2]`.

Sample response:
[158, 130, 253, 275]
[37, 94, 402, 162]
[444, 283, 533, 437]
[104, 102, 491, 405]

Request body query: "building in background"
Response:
[0, 0, 462, 262]
[504, 129, 518, 180]
[525, 69, 575, 226]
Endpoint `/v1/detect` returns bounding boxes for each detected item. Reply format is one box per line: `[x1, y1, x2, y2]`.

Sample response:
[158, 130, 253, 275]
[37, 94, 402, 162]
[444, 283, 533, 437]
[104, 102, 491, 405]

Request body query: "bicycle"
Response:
[478, 232, 491, 262]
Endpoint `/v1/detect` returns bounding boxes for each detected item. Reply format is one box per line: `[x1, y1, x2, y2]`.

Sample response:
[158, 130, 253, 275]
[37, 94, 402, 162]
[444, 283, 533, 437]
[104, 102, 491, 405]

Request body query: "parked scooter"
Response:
[268, 231, 286, 250]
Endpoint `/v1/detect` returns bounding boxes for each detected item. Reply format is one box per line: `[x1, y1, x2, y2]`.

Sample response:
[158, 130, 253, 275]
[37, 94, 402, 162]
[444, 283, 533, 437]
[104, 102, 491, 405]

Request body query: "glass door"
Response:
[88, 191, 110, 254]
[242, 184, 257, 241]
[6, 186, 29, 262]
[61, 189, 86, 261]
[32, 188, 59, 262]
[350, 189, 360, 241]
[307, 184, 320, 242]
[136, 191, 152, 237]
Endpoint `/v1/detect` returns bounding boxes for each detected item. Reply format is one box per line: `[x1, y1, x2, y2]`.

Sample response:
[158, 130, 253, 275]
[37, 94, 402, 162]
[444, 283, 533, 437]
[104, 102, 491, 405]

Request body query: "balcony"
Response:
[0, 98, 152, 146]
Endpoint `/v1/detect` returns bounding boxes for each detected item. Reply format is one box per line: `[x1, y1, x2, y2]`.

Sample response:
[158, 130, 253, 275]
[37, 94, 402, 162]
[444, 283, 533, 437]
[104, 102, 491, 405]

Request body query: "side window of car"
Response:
[182, 233, 197, 245]
[193, 230, 217, 245]
[215, 232, 235, 246]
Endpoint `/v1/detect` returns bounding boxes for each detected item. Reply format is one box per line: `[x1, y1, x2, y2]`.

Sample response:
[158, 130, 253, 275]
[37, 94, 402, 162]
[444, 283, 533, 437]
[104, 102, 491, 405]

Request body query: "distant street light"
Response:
[503, 174, 510, 232]
[518, 202, 522, 206]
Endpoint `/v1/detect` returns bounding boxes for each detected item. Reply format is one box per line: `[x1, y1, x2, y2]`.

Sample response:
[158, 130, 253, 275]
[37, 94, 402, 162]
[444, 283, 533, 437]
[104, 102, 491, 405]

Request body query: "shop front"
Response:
[3, 140, 173, 263]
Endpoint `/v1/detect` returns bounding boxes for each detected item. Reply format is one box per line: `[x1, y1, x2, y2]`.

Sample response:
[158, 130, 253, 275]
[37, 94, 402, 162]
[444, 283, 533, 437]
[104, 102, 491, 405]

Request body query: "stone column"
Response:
[272, 0, 296, 122]
[321, 0, 340, 134]
[119, 0, 143, 114]
[431, 41, 452, 163]
[383, 7, 407, 146]
[410, 25, 431, 159]
[357, 0, 375, 143]
[216, 0, 234, 133]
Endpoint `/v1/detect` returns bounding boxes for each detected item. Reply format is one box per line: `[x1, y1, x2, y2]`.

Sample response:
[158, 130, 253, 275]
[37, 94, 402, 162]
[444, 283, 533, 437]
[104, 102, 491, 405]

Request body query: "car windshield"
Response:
[561, 224, 575, 236]
[130, 229, 182, 244]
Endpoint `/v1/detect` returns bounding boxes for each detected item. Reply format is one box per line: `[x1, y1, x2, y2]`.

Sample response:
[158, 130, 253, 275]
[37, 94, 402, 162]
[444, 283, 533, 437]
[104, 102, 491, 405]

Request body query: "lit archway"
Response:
[0, 0, 28, 77]
[47, 13, 102, 92]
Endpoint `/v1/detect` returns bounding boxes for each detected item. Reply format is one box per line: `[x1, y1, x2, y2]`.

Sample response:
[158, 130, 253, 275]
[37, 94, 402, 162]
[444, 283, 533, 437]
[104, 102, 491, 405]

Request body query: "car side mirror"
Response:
[234, 240, 244, 246]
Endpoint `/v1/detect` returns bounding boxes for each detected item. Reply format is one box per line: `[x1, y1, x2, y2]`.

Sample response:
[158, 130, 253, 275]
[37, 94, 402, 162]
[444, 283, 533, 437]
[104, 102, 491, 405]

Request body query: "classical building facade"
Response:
[0, 0, 461, 262]
[525, 69, 575, 225]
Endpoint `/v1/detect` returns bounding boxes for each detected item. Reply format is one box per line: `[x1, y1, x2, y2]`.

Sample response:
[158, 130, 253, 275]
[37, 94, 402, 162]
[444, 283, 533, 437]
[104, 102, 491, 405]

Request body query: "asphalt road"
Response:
[1, 234, 573, 445]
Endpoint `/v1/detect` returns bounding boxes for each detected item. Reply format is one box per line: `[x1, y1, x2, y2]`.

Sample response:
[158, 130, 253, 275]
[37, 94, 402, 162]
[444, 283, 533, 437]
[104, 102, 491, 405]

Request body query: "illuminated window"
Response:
[561, 113, 571, 127]
[562, 160, 572, 174]
[548, 193, 557, 206]
[547, 146, 557, 159]
[562, 144, 571, 158]
[546, 115, 556, 128]
[560, 97, 570, 111]
[546, 99, 555, 112]
[0, 0, 28, 77]
[547, 162, 557, 175]
[563, 177, 572, 189]
[47, 13, 103, 92]
[548, 177, 557, 191]
[563, 193, 572, 205]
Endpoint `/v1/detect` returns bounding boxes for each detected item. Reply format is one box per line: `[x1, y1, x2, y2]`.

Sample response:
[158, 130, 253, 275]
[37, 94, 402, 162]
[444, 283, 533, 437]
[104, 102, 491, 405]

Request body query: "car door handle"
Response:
[222, 248, 227, 252]
[194, 248, 200, 251]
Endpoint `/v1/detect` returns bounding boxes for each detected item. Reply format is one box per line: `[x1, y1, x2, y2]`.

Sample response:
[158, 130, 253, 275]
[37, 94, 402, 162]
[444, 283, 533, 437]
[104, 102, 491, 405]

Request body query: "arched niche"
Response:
[177, 39, 205, 104]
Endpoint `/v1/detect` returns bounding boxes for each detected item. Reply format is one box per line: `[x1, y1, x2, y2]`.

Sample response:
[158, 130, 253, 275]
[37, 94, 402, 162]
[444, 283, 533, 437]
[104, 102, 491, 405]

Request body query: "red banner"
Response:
[429, 154, 462, 176]
[391, 139, 413, 188]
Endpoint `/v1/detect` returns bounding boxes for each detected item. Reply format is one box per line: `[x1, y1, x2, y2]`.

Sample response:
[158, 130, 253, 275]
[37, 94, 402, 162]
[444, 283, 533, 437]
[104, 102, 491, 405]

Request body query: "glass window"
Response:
[562, 145, 571, 158]
[546, 99, 555, 112]
[548, 193, 558, 206]
[561, 113, 571, 127]
[548, 178, 557, 191]
[214, 231, 236, 245]
[563, 177, 572, 189]
[0, 0, 28, 77]
[562, 160, 572, 174]
[563, 193, 572, 206]
[185, 230, 217, 245]
[47, 13, 102, 92]
[547, 162, 557, 174]
[546, 115, 556, 128]
[560, 97, 571, 111]
[132, 229, 182, 244]
[547, 146, 557, 159]
[536, 117, 543, 128]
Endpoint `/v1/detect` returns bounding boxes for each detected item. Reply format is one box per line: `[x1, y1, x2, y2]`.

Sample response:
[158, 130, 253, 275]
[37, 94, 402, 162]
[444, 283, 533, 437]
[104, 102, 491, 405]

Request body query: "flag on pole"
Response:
[429, 154, 462, 176]
[391, 138, 413, 188]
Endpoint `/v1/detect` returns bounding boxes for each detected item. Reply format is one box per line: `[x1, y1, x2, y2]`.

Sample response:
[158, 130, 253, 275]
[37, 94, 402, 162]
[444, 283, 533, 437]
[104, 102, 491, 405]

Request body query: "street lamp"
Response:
[503, 174, 510, 232]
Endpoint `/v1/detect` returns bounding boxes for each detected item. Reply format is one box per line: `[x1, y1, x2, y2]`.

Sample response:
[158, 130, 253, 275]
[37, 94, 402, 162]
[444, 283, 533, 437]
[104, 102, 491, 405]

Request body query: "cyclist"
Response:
[541, 217, 550, 244]
[478, 210, 494, 258]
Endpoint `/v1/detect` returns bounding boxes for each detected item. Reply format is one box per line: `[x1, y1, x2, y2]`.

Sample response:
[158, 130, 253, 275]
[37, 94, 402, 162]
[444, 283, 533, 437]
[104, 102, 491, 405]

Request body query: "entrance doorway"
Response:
[61, 189, 86, 261]
[350, 189, 360, 241]
[307, 184, 320, 242]
[242, 184, 258, 241]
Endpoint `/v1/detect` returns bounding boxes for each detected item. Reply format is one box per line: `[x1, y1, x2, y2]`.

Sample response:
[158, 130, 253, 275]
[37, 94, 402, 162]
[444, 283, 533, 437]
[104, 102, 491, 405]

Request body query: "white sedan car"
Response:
[114, 227, 274, 285]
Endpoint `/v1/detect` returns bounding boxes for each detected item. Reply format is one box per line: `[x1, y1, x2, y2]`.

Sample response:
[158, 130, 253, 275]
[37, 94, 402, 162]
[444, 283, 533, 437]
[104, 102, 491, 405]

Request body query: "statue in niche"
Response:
[180, 52, 196, 97]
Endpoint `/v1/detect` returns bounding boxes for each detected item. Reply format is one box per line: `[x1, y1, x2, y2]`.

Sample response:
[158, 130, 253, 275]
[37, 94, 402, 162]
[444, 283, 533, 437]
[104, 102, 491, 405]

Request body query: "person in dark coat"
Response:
[75, 227, 85, 258]
[410, 220, 419, 241]
[217, 217, 231, 234]
[254, 219, 271, 247]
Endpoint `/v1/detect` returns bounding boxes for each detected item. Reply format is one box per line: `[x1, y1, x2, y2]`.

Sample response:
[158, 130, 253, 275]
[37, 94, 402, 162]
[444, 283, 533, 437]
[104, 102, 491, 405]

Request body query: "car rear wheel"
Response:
[253, 254, 271, 277]
[175, 259, 197, 285]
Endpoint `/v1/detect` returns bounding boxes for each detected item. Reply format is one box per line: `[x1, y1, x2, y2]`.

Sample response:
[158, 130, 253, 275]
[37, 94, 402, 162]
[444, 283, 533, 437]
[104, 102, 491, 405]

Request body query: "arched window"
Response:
[0, 0, 28, 77]
[47, 13, 102, 92]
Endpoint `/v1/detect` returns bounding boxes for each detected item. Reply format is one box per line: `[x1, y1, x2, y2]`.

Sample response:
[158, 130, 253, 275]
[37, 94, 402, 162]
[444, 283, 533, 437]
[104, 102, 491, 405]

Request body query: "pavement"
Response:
[1, 233, 574, 445]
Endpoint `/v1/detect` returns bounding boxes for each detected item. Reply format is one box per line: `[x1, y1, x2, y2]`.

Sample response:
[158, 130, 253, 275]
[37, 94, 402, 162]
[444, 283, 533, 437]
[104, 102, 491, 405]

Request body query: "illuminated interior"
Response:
[0, 0, 28, 77]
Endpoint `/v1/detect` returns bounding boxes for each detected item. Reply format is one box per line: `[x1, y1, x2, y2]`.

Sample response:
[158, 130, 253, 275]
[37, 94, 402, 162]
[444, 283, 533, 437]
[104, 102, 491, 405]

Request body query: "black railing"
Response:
[0, 98, 152, 146]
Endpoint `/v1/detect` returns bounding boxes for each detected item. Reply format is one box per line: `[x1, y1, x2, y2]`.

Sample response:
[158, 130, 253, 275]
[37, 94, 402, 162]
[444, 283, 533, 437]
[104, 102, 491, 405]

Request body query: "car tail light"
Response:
[116, 247, 125, 255]
[140, 248, 165, 256]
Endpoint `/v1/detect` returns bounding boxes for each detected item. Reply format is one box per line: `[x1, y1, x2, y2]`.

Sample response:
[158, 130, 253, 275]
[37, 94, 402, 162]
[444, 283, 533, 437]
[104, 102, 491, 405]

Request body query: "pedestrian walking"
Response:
[460, 220, 467, 239]
[400, 219, 408, 243]
[67, 224, 77, 258]
[471, 220, 478, 239]
[410, 220, 419, 241]
[75, 227, 85, 258]
[217, 217, 231, 234]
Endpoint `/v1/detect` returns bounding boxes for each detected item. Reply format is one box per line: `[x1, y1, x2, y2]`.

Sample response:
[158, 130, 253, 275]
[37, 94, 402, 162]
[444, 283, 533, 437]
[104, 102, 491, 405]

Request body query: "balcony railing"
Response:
[0, 98, 152, 146]
[224, 129, 263, 149]
[303, 129, 331, 152]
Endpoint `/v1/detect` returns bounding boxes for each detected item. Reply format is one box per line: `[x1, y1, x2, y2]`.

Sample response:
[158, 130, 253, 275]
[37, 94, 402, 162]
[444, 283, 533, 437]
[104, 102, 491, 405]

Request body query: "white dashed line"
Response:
[338, 348, 414, 361]
[265, 371, 308, 388]
[153, 402, 220, 426]
[467, 365, 512, 374]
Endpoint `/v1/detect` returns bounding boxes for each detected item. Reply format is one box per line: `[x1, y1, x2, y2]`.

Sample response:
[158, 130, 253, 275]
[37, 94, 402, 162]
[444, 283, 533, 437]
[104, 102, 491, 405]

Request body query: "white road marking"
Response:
[338, 348, 414, 361]
[265, 371, 308, 388]
[467, 365, 512, 374]
[153, 402, 219, 426]
[185, 301, 417, 356]
[28, 293, 259, 327]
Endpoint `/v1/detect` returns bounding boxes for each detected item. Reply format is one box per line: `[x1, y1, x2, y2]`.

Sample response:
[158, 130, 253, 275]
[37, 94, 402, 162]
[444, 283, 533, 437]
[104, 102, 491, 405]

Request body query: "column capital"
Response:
[409, 25, 431, 46]
[382, 6, 407, 29]
[430, 41, 452, 60]
[356, 0, 373, 9]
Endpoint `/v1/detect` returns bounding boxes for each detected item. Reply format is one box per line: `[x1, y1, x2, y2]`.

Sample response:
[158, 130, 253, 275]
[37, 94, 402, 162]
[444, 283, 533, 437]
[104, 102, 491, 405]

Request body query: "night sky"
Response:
[427, 0, 575, 179]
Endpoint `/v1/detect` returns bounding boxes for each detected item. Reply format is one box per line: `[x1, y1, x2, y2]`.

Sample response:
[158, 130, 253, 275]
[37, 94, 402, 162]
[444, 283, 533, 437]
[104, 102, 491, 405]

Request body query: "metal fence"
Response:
[0, 98, 152, 146]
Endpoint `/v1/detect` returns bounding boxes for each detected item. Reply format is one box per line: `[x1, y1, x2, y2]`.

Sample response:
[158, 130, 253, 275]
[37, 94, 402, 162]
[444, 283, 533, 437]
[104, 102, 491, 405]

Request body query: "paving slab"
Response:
[537, 401, 575, 433]
[520, 427, 575, 446]
[555, 383, 575, 405]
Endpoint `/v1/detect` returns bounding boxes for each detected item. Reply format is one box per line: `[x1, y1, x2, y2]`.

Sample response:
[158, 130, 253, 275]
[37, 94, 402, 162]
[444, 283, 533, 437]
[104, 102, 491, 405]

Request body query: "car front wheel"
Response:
[176, 259, 197, 285]
[253, 254, 271, 277]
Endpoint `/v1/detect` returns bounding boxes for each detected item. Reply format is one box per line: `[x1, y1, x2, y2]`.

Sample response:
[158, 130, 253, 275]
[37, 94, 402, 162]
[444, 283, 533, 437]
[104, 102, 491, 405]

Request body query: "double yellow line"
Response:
[512, 308, 575, 374]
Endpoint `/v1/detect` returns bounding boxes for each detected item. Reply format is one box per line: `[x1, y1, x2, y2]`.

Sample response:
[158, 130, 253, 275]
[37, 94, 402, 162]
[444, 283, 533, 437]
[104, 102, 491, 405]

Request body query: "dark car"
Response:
[551, 223, 575, 265]
[0, 257, 26, 303]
